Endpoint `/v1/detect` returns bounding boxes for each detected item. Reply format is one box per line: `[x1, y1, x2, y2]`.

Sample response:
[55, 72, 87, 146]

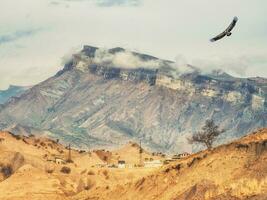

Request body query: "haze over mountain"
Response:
[0, 46, 266, 153]
[0, 85, 30, 105]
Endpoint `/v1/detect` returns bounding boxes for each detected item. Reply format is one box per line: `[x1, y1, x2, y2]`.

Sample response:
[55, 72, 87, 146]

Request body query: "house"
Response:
[144, 160, 163, 168]
[172, 152, 190, 160]
[118, 160, 126, 168]
[46, 155, 66, 164]
[178, 152, 190, 158]
[55, 157, 66, 165]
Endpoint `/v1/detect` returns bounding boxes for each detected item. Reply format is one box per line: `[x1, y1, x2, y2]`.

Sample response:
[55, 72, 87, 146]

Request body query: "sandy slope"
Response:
[73, 128, 267, 200]
[0, 132, 160, 200]
[0, 129, 266, 200]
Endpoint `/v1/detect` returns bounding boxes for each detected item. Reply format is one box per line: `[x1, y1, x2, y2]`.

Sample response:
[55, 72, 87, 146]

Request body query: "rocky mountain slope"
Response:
[0, 85, 29, 105]
[0, 46, 266, 153]
[74, 128, 267, 200]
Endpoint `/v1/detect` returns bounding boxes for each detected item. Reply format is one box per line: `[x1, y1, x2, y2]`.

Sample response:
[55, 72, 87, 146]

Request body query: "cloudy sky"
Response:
[0, 0, 266, 89]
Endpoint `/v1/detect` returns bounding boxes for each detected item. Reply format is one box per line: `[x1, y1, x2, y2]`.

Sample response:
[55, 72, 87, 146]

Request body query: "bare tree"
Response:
[188, 119, 225, 149]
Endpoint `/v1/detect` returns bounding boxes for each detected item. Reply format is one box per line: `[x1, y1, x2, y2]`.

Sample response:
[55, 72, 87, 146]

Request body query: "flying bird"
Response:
[210, 16, 238, 42]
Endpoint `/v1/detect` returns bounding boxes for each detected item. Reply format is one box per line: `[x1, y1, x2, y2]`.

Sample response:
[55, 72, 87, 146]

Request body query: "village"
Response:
[44, 140, 191, 169]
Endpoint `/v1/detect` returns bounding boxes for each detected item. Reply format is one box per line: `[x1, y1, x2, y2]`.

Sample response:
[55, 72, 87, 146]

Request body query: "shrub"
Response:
[102, 170, 108, 177]
[57, 148, 64, 154]
[40, 142, 45, 146]
[34, 139, 40, 143]
[84, 178, 95, 190]
[13, 135, 21, 140]
[47, 143, 54, 149]
[46, 168, 54, 174]
[22, 138, 29, 144]
[60, 166, 71, 174]
[87, 170, 95, 175]
[1, 165, 13, 178]
[66, 159, 73, 163]
[102, 170, 109, 180]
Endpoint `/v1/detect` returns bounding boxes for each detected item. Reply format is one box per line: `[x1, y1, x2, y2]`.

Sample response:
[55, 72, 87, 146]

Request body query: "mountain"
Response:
[0, 85, 30, 105]
[0, 45, 266, 153]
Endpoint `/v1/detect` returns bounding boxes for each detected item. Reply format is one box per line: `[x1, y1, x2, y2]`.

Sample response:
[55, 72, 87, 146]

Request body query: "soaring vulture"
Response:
[210, 16, 238, 42]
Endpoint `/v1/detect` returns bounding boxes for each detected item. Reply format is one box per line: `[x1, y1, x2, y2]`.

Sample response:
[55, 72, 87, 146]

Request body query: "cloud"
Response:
[51, 0, 142, 7]
[94, 0, 141, 7]
[92, 48, 162, 69]
[172, 55, 195, 75]
[191, 54, 267, 77]
[0, 29, 42, 46]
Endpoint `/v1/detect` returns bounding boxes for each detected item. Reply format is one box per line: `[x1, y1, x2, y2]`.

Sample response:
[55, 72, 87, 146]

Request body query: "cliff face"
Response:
[0, 46, 266, 153]
[0, 85, 30, 105]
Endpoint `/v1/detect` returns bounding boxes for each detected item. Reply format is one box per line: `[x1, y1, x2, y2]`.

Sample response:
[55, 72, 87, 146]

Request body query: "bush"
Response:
[40, 142, 45, 147]
[22, 138, 29, 144]
[46, 168, 54, 174]
[102, 170, 109, 179]
[1, 165, 13, 178]
[84, 178, 95, 190]
[13, 135, 21, 140]
[87, 170, 95, 175]
[102, 170, 108, 176]
[60, 166, 71, 174]
[66, 159, 73, 163]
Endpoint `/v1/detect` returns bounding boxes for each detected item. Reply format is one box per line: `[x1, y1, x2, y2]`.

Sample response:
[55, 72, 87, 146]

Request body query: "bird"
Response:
[210, 16, 238, 42]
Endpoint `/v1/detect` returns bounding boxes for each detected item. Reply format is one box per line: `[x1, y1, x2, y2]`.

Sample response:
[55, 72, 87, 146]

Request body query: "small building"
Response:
[144, 160, 163, 168]
[178, 152, 190, 158]
[172, 152, 190, 160]
[46, 155, 66, 165]
[118, 160, 126, 168]
[55, 157, 66, 165]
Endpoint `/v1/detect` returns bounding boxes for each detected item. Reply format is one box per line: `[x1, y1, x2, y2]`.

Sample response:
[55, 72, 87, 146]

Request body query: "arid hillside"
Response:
[0, 129, 266, 200]
[0, 131, 161, 200]
[73, 128, 267, 200]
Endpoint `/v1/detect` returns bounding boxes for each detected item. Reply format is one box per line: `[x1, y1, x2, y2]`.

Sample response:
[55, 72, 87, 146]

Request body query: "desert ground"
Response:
[0, 128, 266, 200]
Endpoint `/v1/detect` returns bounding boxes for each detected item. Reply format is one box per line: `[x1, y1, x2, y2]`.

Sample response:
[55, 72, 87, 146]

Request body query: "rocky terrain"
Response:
[0, 128, 266, 200]
[0, 85, 30, 105]
[0, 46, 266, 153]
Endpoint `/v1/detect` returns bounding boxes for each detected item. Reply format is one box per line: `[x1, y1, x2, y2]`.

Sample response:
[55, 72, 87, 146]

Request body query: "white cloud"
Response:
[50, 0, 142, 7]
[93, 48, 162, 69]
[0, 0, 266, 89]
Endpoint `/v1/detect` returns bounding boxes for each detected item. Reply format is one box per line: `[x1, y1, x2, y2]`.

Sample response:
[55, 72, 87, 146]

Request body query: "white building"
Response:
[55, 157, 66, 165]
[118, 160, 126, 168]
[144, 160, 163, 168]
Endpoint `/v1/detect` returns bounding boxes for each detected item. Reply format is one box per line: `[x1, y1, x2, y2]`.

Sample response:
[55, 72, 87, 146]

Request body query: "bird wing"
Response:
[210, 31, 226, 42]
[226, 16, 238, 32]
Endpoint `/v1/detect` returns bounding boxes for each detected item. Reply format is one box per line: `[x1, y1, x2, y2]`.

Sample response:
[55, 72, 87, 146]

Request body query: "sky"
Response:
[0, 0, 266, 89]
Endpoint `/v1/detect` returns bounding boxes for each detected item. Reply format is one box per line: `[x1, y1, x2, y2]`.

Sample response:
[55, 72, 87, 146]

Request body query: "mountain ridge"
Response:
[0, 46, 266, 153]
